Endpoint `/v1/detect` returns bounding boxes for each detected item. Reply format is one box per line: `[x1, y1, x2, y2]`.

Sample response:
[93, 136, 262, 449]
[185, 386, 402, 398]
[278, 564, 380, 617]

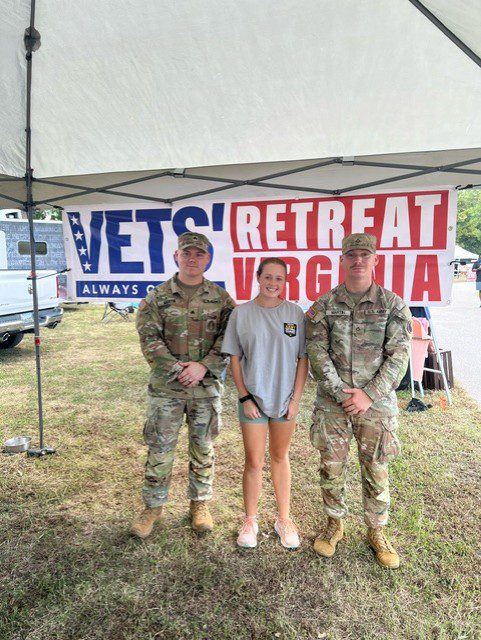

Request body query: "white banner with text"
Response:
[63, 188, 456, 306]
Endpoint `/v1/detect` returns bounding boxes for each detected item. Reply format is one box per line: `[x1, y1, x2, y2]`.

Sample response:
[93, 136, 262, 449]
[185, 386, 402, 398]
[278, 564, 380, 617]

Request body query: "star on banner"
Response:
[83, 262, 92, 271]
[70, 215, 79, 225]
[74, 231, 84, 241]
[78, 247, 87, 256]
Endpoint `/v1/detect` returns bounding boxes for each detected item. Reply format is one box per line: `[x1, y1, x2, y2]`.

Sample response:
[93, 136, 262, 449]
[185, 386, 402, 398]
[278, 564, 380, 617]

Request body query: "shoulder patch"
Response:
[306, 306, 316, 320]
[138, 299, 147, 311]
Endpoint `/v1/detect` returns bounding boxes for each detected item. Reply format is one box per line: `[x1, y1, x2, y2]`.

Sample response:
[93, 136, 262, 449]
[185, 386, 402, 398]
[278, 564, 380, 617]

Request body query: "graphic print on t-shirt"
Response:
[284, 322, 297, 337]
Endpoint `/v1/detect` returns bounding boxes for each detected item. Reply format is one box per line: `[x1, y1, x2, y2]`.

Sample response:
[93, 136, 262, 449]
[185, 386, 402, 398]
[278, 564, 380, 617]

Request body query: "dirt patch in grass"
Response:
[1, 305, 480, 640]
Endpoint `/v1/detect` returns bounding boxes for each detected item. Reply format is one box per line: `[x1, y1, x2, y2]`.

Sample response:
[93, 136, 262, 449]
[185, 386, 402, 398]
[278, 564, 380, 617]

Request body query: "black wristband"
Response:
[239, 393, 254, 404]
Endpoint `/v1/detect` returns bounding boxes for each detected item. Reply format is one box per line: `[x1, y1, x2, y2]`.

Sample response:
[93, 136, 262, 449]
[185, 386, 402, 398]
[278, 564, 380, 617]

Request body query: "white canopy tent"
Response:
[1, 0, 481, 451]
[1, 0, 481, 209]
[454, 245, 479, 261]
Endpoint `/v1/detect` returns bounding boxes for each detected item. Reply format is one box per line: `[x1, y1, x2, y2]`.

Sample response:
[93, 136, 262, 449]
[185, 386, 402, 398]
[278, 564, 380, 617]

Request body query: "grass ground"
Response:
[0, 305, 480, 640]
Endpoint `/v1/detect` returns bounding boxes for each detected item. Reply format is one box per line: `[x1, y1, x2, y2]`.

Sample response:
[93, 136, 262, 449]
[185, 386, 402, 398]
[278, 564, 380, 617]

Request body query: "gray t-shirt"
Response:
[222, 300, 307, 418]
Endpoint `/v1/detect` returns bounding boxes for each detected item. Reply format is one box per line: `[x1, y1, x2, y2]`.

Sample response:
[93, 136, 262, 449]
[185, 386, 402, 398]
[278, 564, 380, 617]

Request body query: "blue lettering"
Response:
[136, 208, 172, 274]
[106, 211, 144, 274]
[68, 211, 103, 274]
[212, 203, 224, 231]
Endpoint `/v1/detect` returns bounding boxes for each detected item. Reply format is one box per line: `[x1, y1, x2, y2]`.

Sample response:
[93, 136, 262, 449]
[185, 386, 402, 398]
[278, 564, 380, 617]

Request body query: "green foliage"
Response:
[457, 190, 481, 255]
[33, 207, 63, 221]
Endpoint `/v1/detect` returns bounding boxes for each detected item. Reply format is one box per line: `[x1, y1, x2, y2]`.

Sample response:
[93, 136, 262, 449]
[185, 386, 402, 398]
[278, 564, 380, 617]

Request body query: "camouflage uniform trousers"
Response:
[142, 394, 222, 508]
[310, 409, 401, 527]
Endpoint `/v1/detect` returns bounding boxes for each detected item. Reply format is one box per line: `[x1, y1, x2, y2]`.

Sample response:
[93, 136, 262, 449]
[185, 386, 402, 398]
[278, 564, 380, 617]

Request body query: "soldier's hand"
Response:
[177, 361, 208, 387]
[341, 388, 373, 415]
[243, 399, 261, 420]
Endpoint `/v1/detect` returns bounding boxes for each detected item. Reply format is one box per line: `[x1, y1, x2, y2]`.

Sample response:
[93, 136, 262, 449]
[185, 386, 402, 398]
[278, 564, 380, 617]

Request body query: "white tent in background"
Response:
[454, 245, 479, 261]
[1, 0, 481, 450]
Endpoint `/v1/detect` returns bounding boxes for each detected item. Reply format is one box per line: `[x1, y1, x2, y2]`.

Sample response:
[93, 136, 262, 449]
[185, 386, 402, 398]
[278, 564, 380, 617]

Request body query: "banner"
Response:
[63, 188, 457, 306]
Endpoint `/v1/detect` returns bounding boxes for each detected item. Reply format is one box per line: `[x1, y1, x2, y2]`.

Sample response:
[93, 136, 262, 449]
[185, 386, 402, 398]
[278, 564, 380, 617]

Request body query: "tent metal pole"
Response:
[0, 192, 25, 205]
[34, 171, 172, 195]
[18, 151, 481, 208]
[24, 0, 55, 457]
[336, 167, 440, 194]
[408, 0, 481, 70]
[353, 159, 481, 176]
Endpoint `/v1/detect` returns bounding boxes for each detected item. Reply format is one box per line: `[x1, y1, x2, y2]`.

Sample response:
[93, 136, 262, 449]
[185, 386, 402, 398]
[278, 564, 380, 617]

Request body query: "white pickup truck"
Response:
[0, 269, 63, 349]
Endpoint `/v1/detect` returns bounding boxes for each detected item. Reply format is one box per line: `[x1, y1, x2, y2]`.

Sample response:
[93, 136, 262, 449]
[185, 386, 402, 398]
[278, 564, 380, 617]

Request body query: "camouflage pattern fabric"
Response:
[306, 282, 412, 415]
[142, 395, 222, 507]
[136, 275, 235, 398]
[310, 410, 400, 527]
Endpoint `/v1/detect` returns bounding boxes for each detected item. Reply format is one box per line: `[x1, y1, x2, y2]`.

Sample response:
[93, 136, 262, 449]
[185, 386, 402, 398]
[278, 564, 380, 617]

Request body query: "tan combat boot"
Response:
[190, 500, 213, 533]
[313, 517, 344, 557]
[130, 506, 163, 539]
[367, 527, 400, 569]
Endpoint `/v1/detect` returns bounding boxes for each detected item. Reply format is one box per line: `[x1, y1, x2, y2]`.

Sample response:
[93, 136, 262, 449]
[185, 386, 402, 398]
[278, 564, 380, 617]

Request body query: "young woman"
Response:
[222, 258, 308, 549]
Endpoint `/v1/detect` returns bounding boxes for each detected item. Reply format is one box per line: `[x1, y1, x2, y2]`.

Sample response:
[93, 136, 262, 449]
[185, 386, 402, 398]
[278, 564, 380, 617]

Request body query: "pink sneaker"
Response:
[237, 515, 259, 548]
[274, 517, 300, 549]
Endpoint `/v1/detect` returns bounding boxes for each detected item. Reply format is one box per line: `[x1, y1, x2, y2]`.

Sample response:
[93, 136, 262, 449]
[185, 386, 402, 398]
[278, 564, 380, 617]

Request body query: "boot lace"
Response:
[193, 501, 208, 517]
[371, 527, 394, 552]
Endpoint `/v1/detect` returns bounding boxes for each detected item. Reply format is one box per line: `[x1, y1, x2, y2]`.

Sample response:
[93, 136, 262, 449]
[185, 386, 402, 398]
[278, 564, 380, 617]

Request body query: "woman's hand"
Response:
[243, 399, 261, 420]
[286, 398, 300, 421]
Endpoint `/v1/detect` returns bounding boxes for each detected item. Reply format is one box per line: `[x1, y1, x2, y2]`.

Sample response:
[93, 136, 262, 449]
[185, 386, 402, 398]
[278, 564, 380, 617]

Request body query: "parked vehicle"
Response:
[0, 213, 63, 349]
[0, 214, 68, 297]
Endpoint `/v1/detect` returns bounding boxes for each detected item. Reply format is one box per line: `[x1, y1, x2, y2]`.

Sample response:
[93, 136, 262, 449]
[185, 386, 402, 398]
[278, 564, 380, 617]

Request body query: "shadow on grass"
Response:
[2, 487, 479, 640]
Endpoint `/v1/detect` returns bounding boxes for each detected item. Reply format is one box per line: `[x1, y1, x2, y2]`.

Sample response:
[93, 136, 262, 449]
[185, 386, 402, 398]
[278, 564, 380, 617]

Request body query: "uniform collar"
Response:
[334, 281, 379, 307]
[170, 273, 211, 297]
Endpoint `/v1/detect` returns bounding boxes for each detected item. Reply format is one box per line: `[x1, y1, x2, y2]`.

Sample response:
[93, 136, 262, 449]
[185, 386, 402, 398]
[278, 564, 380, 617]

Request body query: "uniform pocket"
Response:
[309, 409, 329, 453]
[377, 416, 401, 463]
[143, 407, 161, 446]
[142, 397, 184, 448]
[209, 397, 223, 438]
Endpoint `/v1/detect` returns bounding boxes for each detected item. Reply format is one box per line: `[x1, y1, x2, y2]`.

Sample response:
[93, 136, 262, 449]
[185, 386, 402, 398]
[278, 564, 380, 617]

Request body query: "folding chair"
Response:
[409, 313, 453, 406]
[410, 317, 431, 398]
[100, 302, 135, 323]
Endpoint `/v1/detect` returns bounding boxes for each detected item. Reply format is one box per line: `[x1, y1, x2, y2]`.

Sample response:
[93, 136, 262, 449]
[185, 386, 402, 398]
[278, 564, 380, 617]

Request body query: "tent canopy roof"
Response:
[454, 245, 479, 260]
[1, 0, 481, 207]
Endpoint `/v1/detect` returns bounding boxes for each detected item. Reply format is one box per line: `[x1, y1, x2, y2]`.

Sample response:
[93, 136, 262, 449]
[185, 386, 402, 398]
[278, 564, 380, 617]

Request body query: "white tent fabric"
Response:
[454, 245, 479, 260]
[1, 0, 481, 190]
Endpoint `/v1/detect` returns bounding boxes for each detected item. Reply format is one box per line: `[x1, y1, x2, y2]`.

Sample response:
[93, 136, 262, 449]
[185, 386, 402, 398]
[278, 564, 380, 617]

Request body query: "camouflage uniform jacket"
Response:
[136, 275, 235, 398]
[306, 282, 412, 415]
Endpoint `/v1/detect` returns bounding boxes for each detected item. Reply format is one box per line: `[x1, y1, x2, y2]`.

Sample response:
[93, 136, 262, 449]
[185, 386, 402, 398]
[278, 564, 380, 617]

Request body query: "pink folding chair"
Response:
[410, 317, 431, 397]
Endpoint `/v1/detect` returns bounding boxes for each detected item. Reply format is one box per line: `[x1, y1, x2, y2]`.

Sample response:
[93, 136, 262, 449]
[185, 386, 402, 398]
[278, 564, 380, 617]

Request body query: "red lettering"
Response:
[392, 254, 405, 299]
[306, 256, 332, 300]
[233, 257, 256, 300]
[281, 257, 300, 301]
[374, 254, 385, 287]
[411, 255, 441, 302]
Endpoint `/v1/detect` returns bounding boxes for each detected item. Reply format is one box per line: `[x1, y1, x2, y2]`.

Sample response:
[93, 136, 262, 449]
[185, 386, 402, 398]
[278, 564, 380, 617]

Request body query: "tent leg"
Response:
[425, 307, 453, 406]
[24, 2, 55, 458]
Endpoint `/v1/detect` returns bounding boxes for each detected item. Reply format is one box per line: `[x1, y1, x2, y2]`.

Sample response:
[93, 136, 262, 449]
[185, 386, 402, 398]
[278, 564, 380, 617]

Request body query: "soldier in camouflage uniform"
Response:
[131, 232, 235, 539]
[306, 233, 412, 568]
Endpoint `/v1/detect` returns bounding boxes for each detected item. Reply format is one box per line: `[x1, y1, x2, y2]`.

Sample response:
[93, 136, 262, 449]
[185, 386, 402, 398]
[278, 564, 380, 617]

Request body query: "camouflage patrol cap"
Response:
[342, 233, 377, 254]
[177, 232, 211, 253]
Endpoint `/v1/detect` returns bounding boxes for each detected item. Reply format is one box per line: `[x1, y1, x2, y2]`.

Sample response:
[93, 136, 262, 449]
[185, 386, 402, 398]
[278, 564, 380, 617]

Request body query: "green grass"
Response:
[0, 305, 480, 640]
